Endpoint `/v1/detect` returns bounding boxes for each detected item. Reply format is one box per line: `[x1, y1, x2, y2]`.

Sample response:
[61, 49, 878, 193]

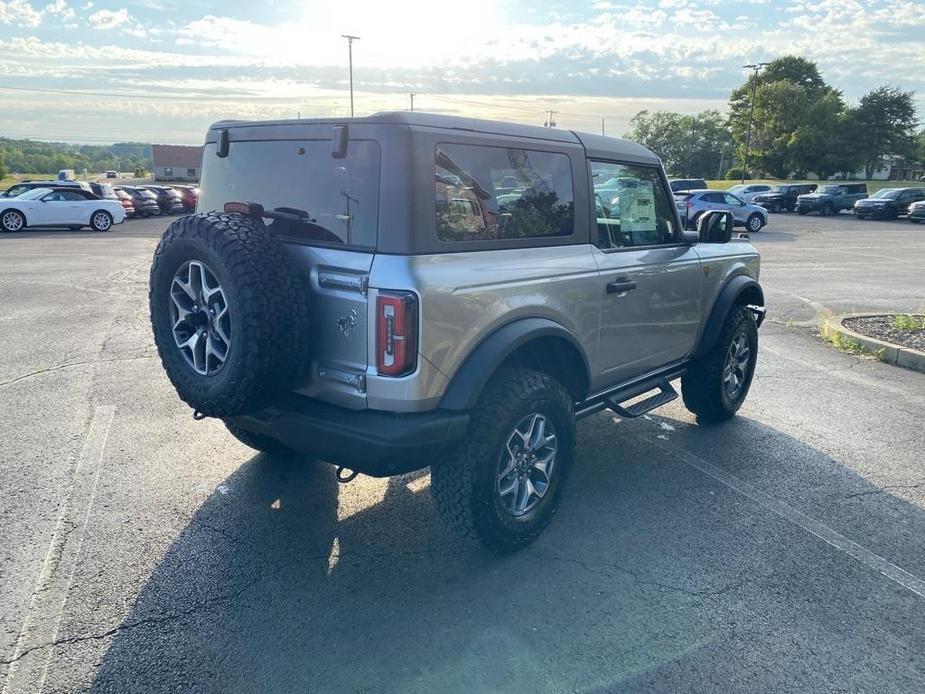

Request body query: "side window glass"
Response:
[435, 144, 574, 242]
[724, 194, 742, 205]
[703, 192, 723, 203]
[589, 161, 677, 249]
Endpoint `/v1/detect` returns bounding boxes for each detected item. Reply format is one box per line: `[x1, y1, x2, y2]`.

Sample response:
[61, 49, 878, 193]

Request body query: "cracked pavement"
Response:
[1, 213, 924, 693]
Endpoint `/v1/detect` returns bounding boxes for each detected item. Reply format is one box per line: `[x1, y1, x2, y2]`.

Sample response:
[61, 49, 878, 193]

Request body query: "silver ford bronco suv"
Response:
[149, 112, 765, 552]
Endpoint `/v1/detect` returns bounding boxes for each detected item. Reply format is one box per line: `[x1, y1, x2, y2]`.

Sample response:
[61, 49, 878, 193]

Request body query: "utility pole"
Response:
[741, 62, 769, 183]
[544, 110, 558, 128]
[409, 91, 416, 111]
[341, 34, 360, 118]
[601, 117, 605, 136]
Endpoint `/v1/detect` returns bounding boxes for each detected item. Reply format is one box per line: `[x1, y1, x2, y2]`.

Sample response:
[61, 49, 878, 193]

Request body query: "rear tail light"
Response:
[376, 291, 418, 376]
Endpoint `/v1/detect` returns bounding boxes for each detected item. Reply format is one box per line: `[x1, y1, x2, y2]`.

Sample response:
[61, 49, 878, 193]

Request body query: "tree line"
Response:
[625, 56, 924, 181]
[0, 139, 154, 179]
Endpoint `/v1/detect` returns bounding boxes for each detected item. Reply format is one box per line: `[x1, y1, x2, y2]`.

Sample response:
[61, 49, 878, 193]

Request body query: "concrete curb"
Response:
[821, 313, 925, 374]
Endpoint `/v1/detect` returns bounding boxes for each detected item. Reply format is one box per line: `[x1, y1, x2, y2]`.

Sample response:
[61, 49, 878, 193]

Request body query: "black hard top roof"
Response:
[208, 111, 660, 165]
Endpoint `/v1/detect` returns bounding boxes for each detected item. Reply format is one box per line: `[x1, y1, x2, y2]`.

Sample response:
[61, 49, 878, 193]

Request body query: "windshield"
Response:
[199, 139, 380, 248]
[871, 188, 899, 199]
[818, 185, 841, 194]
[17, 187, 53, 200]
[770, 186, 790, 193]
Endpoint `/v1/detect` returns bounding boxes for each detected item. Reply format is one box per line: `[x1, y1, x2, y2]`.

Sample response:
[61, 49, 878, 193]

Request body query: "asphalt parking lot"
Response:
[1, 212, 924, 693]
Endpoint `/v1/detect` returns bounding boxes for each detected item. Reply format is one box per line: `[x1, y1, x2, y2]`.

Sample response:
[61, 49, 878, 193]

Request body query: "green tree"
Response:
[728, 55, 844, 178]
[625, 109, 732, 179]
[852, 86, 918, 179]
[0, 147, 6, 179]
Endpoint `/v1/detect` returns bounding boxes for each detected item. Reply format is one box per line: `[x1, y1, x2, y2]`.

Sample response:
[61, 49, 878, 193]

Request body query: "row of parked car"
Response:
[668, 178, 925, 225]
[0, 178, 199, 232]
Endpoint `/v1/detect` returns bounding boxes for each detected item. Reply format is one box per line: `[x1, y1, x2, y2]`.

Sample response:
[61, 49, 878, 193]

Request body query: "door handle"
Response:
[606, 277, 637, 294]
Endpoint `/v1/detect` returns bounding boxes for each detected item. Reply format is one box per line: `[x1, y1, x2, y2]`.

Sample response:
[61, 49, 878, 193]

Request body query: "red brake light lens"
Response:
[376, 291, 418, 377]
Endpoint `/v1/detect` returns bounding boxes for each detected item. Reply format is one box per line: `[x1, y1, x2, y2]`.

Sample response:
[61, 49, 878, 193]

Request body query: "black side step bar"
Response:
[605, 380, 678, 418]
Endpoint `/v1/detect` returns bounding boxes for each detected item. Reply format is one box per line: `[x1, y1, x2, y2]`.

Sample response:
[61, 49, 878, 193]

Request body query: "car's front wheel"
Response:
[431, 368, 575, 553]
[682, 305, 758, 422]
[1, 209, 26, 232]
[90, 210, 113, 232]
[746, 213, 763, 233]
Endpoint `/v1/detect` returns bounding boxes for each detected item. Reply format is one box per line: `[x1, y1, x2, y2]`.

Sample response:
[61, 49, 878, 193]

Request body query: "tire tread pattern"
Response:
[149, 212, 309, 417]
[430, 368, 574, 553]
[682, 305, 757, 422]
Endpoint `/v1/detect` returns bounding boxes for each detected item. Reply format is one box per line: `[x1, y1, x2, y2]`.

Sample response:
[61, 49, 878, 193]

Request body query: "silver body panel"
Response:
[197, 112, 761, 415]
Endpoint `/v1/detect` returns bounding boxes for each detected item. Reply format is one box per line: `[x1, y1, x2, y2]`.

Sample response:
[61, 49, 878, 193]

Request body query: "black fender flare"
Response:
[439, 317, 591, 411]
[694, 275, 765, 359]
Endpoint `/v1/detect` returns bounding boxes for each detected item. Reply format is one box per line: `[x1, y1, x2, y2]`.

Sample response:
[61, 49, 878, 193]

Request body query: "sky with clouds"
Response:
[0, 0, 923, 144]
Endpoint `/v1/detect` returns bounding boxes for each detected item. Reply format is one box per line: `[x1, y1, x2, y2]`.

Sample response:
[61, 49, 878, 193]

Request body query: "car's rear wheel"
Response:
[746, 213, 763, 233]
[1, 209, 26, 232]
[430, 368, 575, 553]
[821, 203, 834, 217]
[682, 305, 758, 422]
[90, 211, 113, 231]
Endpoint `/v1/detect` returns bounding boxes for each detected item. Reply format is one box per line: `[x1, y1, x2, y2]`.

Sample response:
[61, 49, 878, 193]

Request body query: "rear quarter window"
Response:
[434, 143, 574, 242]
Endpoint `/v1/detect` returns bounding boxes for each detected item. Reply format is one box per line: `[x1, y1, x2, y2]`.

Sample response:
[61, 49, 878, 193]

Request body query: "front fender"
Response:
[693, 275, 764, 359]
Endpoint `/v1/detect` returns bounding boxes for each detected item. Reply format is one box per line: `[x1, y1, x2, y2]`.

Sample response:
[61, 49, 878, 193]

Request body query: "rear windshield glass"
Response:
[435, 143, 574, 242]
[199, 139, 380, 248]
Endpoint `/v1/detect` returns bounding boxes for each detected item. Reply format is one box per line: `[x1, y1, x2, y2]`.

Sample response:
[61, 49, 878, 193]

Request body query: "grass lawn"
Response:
[704, 179, 923, 194]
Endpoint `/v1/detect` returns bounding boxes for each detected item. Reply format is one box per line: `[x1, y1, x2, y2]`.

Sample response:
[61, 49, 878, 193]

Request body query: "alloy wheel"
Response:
[496, 413, 558, 517]
[169, 260, 231, 376]
[722, 332, 750, 400]
[2, 211, 24, 232]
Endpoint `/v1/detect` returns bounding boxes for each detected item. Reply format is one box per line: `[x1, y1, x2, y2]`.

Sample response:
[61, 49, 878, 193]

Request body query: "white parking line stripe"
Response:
[640, 433, 925, 599]
[2, 406, 115, 694]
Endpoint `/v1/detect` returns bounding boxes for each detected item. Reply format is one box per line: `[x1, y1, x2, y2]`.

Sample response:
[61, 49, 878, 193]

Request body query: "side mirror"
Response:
[697, 210, 734, 243]
[681, 230, 699, 245]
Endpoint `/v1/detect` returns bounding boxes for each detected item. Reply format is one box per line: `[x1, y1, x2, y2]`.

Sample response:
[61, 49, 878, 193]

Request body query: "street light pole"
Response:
[741, 62, 769, 184]
[410, 91, 416, 111]
[341, 34, 360, 118]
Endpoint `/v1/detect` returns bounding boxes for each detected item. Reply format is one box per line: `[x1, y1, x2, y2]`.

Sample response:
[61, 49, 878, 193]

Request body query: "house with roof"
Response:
[152, 144, 203, 182]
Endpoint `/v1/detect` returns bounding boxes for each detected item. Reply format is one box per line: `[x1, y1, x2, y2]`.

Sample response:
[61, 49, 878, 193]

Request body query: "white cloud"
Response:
[44, 0, 74, 20]
[80, 0, 90, 7]
[87, 6, 144, 35]
[0, 0, 43, 26]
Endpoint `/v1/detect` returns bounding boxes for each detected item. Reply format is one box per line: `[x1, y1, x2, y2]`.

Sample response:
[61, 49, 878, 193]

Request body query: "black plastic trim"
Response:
[575, 360, 687, 419]
[439, 317, 591, 411]
[694, 275, 764, 358]
[228, 396, 470, 477]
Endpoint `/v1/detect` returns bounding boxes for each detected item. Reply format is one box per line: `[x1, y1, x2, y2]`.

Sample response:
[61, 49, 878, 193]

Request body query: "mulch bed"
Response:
[843, 315, 925, 352]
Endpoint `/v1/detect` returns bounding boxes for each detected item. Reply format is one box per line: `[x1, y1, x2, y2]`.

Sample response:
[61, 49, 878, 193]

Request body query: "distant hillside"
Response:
[0, 138, 153, 176]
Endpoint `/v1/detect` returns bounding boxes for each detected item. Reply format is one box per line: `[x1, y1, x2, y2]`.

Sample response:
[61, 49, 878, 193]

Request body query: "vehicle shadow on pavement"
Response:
[89, 413, 925, 693]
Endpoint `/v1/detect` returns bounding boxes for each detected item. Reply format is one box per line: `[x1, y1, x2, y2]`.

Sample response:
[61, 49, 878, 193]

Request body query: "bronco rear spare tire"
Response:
[149, 212, 309, 417]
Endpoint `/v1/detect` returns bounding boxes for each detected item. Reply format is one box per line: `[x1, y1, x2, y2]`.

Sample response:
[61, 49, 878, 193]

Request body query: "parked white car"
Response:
[726, 184, 773, 203]
[0, 187, 126, 232]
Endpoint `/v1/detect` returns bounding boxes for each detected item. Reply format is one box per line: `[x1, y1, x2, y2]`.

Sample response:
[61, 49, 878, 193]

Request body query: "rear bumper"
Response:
[228, 396, 471, 477]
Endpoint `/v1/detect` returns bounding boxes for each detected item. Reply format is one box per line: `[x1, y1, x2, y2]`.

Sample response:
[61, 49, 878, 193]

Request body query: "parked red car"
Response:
[113, 187, 135, 218]
[171, 185, 199, 212]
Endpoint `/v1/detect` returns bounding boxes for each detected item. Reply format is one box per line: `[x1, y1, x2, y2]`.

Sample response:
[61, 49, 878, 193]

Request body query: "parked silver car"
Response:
[676, 189, 768, 233]
[148, 113, 765, 552]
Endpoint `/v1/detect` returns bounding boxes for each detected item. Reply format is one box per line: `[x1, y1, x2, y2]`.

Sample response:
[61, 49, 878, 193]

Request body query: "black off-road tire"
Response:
[430, 368, 575, 554]
[682, 305, 758, 422]
[149, 212, 309, 417]
[224, 421, 296, 456]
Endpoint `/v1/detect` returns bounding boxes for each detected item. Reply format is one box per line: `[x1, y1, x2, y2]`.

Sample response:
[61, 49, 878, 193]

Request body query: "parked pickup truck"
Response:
[796, 183, 867, 216]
